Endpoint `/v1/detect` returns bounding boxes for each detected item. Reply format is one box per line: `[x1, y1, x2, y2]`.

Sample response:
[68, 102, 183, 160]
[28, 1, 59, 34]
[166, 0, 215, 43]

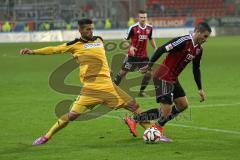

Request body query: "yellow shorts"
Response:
[71, 78, 133, 113]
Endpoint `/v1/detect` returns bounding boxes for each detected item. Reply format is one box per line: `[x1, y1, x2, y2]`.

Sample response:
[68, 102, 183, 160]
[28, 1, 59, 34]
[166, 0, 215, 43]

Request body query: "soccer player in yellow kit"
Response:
[20, 19, 151, 146]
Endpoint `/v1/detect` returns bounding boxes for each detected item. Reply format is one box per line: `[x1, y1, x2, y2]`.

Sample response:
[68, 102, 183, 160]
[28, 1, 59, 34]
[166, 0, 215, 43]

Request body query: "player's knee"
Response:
[68, 112, 80, 121]
[177, 101, 189, 111]
[174, 97, 189, 111]
[126, 100, 139, 112]
[160, 106, 172, 118]
[183, 102, 189, 110]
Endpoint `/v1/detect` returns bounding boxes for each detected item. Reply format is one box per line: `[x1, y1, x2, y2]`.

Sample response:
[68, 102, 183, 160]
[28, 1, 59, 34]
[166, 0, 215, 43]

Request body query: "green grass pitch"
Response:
[0, 36, 240, 160]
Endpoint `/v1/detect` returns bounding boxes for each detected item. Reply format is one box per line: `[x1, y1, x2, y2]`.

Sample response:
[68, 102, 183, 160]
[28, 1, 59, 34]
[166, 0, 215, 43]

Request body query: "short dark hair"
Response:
[78, 19, 93, 27]
[138, 10, 146, 14]
[194, 22, 212, 33]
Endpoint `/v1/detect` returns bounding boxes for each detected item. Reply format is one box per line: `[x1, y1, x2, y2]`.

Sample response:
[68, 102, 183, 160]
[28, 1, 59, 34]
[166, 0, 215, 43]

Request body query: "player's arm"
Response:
[125, 25, 134, 41]
[20, 43, 72, 55]
[139, 45, 167, 73]
[149, 39, 157, 51]
[192, 52, 205, 102]
[140, 37, 185, 73]
[148, 29, 157, 51]
[124, 26, 137, 55]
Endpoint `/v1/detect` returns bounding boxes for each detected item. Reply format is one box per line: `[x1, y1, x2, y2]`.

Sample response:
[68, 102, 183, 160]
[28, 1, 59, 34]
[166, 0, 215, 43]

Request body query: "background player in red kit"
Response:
[125, 22, 212, 140]
[114, 10, 157, 97]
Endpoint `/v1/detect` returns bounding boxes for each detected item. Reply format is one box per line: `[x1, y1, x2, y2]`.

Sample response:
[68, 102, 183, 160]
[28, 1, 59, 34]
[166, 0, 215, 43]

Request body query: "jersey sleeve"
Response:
[149, 36, 188, 66]
[33, 43, 73, 55]
[163, 36, 188, 52]
[192, 49, 203, 90]
[148, 28, 153, 40]
[125, 27, 134, 40]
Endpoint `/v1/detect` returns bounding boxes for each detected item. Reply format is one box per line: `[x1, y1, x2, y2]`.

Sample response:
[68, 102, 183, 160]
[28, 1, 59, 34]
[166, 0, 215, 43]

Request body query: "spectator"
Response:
[40, 22, 50, 31]
[105, 18, 111, 29]
[127, 17, 135, 27]
[65, 23, 72, 30]
[2, 21, 11, 32]
[24, 24, 29, 32]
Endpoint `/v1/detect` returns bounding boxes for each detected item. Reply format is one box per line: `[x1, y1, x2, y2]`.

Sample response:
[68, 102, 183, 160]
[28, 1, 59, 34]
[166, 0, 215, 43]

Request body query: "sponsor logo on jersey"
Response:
[84, 43, 103, 49]
[184, 54, 195, 62]
[139, 35, 148, 41]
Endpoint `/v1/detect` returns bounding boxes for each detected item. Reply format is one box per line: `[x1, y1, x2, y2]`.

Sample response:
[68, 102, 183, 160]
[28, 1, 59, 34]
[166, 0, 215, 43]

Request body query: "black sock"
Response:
[133, 108, 160, 122]
[156, 105, 181, 127]
[139, 74, 151, 92]
[156, 114, 168, 127]
[170, 105, 181, 118]
[114, 73, 122, 85]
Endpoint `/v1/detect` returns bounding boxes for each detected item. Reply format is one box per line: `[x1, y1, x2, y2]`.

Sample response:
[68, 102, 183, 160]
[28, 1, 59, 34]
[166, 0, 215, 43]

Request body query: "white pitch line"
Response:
[169, 123, 240, 135]
[190, 102, 240, 108]
[112, 102, 240, 113]
[101, 114, 240, 136]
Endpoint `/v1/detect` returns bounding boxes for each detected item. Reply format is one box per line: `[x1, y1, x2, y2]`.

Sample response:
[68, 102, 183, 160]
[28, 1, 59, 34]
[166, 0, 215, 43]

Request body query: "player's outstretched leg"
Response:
[127, 104, 179, 142]
[124, 101, 152, 137]
[151, 97, 188, 140]
[124, 115, 137, 137]
[32, 112, 80, 146]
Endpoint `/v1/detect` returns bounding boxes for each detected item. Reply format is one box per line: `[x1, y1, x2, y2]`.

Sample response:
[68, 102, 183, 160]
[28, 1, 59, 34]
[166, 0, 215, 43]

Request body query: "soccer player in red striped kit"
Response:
[124, 22, 212, 141]
[114, 10, 157, 97]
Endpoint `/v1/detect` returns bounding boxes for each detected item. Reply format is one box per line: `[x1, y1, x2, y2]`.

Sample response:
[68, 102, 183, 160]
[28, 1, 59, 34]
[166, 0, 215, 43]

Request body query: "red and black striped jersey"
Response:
[153, 34, 203, 83]
[125, 22, 153, 58]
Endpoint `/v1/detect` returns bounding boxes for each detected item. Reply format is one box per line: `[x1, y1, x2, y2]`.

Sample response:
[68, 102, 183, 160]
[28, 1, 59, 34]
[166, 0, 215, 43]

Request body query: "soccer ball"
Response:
[143, 127, 161, 144]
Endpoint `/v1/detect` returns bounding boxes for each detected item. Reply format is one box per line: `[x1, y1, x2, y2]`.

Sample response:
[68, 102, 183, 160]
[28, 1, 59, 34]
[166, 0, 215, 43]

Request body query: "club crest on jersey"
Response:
[84, 43, 103, 49]
[146, 29, 150, 34]
[185, 54, 195, 62]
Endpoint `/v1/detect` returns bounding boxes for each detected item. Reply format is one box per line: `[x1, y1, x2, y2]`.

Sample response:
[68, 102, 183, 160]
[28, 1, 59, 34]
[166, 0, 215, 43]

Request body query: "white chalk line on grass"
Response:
[169, 123, 240, 135]
[192, 102, 240, 108]
[112, 102, 240, 114]
[101, 114, 240, 136]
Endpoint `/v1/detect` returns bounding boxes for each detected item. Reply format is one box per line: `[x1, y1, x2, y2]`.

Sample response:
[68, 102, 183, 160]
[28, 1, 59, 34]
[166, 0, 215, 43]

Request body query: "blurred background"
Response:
[1, 2, 240, 159]
[0, 0, 239, 35]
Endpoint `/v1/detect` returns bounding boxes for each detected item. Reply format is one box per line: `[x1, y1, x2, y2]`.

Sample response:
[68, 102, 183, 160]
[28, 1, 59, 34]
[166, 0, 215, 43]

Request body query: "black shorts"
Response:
[153, 78, 186, 105]
[121, 56, 149, 72]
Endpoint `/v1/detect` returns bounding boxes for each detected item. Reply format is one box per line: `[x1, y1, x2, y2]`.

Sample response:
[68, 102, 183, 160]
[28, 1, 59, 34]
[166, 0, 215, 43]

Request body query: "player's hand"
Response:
[139, 65, 150, 74]
[20, 48, 34, 55]
[199, 89, 205, 102]
[129, 46, 137, 56]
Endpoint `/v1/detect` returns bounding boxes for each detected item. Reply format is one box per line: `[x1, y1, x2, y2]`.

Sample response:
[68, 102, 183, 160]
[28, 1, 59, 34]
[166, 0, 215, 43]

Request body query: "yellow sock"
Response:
[45, 114, 69, 139]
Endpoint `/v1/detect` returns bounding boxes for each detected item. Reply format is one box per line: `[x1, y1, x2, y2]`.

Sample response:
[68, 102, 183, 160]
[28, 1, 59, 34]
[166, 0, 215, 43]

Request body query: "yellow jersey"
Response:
[33, 36, 111, 84]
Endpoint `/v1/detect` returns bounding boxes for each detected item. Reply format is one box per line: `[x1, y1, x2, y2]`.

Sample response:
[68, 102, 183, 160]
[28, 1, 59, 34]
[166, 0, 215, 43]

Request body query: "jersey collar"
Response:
[189, 34, 198, 48]
[79, 36, 97, 43]
[137, 22, 147, 30]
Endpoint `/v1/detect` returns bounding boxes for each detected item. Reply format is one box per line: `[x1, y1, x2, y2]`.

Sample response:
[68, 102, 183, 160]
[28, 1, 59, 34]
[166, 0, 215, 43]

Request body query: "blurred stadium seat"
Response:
[0, 0, 239, 31]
